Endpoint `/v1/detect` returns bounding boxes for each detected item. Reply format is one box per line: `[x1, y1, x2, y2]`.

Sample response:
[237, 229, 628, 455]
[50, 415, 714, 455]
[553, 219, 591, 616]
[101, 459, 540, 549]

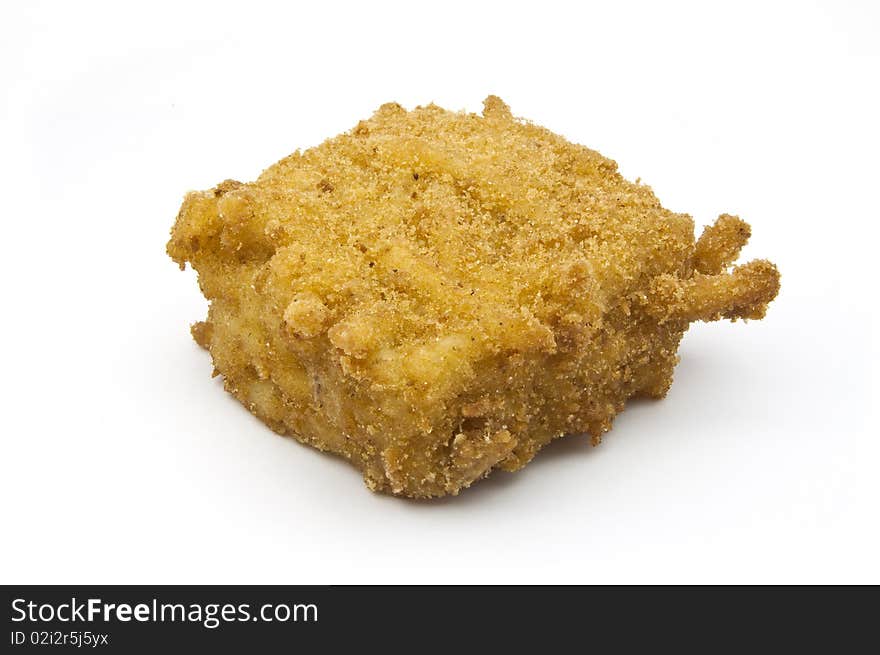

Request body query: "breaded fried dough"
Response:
[167, 96, 780, 497]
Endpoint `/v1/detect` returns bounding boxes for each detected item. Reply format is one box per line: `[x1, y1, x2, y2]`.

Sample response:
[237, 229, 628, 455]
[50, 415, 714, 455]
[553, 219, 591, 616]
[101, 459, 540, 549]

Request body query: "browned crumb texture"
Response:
[167, 96, 780, 498]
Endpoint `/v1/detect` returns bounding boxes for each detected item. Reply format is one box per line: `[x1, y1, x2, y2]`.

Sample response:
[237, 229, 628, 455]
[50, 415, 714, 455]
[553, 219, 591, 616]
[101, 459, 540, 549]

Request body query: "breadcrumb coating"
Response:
[167, 96, 780, 498]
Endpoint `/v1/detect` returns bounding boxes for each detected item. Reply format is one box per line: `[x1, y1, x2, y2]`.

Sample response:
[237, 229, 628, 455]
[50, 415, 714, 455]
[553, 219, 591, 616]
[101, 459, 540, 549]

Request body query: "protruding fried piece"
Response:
[167, 96, 780, 498]
[649, 259, 781, 323]
[693, 213, 752, 275]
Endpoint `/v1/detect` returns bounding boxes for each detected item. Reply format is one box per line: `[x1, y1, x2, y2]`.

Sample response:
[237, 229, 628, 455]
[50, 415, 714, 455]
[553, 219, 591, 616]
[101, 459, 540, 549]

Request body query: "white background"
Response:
[1, 1, 877, 584]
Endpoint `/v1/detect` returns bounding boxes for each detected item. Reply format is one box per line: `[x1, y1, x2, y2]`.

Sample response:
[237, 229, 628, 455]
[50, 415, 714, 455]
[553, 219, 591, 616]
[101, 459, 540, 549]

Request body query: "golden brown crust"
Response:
[168, 97, 780, 498]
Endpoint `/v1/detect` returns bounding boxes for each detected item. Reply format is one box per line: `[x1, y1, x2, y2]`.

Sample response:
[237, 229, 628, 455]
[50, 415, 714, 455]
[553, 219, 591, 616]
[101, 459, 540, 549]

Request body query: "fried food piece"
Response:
[167, 96, 780, 498]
